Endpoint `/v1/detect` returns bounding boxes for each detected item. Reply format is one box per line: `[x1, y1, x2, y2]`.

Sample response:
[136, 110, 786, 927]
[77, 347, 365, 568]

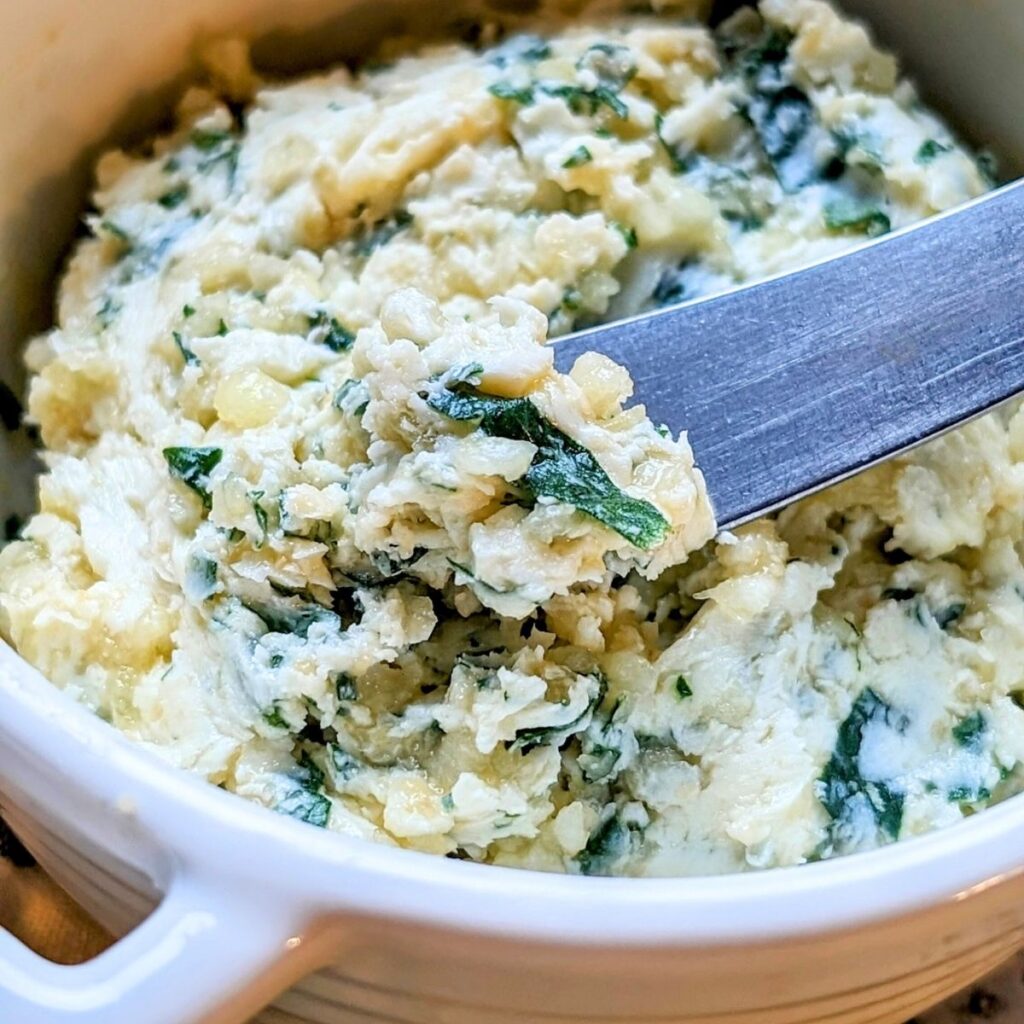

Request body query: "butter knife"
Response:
[554, 180, 1024, 530]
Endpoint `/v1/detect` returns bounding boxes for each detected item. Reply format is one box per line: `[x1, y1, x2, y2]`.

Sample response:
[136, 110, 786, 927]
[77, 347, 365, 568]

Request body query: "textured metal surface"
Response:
[554, 180, 1024, 530]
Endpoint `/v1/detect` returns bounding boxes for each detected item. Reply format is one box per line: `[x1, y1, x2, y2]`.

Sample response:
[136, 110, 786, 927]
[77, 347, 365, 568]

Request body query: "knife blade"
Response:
[553, 180, 1024, 531]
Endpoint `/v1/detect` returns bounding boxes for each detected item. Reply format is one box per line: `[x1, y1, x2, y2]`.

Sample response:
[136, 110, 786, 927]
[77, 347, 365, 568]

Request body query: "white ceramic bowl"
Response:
[3, 2, 1024, 1022]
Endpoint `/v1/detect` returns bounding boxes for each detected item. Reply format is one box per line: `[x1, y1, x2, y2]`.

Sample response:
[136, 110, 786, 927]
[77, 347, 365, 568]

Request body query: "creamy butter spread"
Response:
[0, 0, 1007, 876]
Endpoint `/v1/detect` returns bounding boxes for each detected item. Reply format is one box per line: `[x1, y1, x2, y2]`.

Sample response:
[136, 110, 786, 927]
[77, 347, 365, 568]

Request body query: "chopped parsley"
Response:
[186, 554, 218, 601]
[576, 810, 646, 876]
[652, 266, 688, 307]
[833, 127, 885, 173]
[488, 81, 536, 105]
[99, 219, 131, 246]
[242, 597, 339, 639]
[508, 674, 605, 753]
[275, 752, 331, 828]
[172, 331, 198, 366]
[190, 127, 240, 182]
[102, 218, 194, 283]
[654, 112, 690, 174]
[335, 674, 358, 702]
[562, 145, 593, 168]
[934, 602, 966, 631]
[952, 711, 986, 753]
[818, 688, 905, 844]
[98, 295, 122, 328]
[331, 745, 363, 781]
[561, 286, 583, 312]
[263, 705, 289, 730]
[334, 379, 370, 417]
[915, 139, 952, 165]
[157, 185, 189, 209]
[427, 383, 669, 548]
[578, 697, 631, 783]
[948, 783, 990, 804]
[824, 197, 891, 238]
[250, 490, 269, 547]
[542, 82, 628, 120]
[162, 446, 223, 510]
[724, 27, 837, 192]
[674, 676, 693, 700]
[308, 310, 355, 352]
[613, 222, 638, 249]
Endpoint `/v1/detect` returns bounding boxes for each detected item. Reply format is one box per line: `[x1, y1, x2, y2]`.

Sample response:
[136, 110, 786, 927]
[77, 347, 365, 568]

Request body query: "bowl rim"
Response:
[2, 639, 1024, 949]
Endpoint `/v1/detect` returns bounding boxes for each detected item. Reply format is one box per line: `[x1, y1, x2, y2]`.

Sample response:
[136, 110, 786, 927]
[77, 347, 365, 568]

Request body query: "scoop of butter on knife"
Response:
[554, 179, 1024, 531]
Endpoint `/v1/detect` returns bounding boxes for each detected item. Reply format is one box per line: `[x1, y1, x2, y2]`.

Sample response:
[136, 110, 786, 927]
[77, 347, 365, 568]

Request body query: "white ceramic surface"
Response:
[2, 1, 1024, 1022]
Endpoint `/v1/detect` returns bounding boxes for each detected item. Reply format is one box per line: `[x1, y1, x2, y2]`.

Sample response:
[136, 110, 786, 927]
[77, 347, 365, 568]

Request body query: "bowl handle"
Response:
[0, 871, 317, 1023]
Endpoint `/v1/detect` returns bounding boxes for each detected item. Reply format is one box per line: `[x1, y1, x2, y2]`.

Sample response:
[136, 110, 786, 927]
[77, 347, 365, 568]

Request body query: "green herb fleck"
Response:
[190, 127, 240, 182]
[172, 331, 198, 366]
[186, 554, 218, 600]
[563, 145, 593, 168]
[488, 81, 535, 105]
[276, 753, 331, 828]
[508, 674, 605, 753]
[824, 198, 891, 238]
[578, 697, 631, 784]
[576, 812, 645, 876]
[952, 711, 986, 753]
[613, 222, 638, 249]
[335, 674, 358, 702]
[727, 28, 834, 192]
[674, 676, 693, 700]
[654, 112, 690, 173]
[308, 310, 355, 352]
[99, 219, 131, 246]
[162, 446, 223, 510]
[948, 784, 990, 803]
[976, 150, 1000, 187]
[561, 287, 582, 313]
[818, 688, 905, 843]
[98, 295, 122, 327]
[157, 185, 189, 209]
[331, 745, 363, 781]
[333, 379, 370, 417]
[242, 598, 339, 639]
[915, 138, 952, 165]
[934, 602, 965, 631]
[542, 82, 628, 120]
[427, 384, 669, 548]
[182, 304, 196, 318]
[652, 267, 687, 307]
[250, 490, 269, 547]
[264, 705, 289, 729]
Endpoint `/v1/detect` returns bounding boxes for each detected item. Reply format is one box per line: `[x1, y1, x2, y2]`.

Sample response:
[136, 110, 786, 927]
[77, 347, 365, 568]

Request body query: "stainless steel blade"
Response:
[553, 180, 1024, 531]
